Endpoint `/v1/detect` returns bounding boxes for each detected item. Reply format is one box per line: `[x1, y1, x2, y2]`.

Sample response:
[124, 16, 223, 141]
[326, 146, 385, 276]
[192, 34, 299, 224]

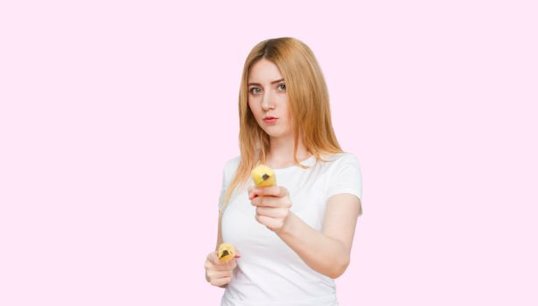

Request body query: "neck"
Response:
[266, 135, 310, 168]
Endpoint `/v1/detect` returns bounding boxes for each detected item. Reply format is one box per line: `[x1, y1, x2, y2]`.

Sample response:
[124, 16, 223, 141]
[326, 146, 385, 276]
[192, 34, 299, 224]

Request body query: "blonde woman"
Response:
[204, 37, 363, 306]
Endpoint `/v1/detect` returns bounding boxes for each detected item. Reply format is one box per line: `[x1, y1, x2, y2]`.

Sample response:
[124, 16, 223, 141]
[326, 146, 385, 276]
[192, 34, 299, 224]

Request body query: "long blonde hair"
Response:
[221, 37, 342, 212]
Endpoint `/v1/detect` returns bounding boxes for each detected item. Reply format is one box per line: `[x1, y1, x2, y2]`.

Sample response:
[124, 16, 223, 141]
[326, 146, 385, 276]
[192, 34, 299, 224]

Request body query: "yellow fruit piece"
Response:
[251, 164, 276, 187]
[217, 243, 236, 263]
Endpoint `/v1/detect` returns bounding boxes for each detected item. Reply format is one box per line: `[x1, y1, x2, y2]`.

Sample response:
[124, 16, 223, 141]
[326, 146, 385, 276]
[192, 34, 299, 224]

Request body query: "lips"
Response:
[263, 116, 278, 124]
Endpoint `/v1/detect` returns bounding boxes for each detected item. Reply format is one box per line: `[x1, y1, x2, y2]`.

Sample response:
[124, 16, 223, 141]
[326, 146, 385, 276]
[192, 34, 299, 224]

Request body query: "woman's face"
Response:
[247, 59, 292, 140]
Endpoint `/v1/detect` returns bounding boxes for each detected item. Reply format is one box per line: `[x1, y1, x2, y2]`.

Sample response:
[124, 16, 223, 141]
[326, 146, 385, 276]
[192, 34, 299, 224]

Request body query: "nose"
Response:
[261, 91, 274, 111]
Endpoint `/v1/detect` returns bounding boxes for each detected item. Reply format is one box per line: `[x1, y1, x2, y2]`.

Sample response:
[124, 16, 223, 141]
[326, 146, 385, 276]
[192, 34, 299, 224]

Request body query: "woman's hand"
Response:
[204, 251, 239, 287]
[249, 186, 292, 232]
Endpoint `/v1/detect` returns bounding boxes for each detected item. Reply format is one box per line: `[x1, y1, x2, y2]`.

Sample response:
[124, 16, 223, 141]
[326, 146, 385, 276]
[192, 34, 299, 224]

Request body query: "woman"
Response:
[204, 37, 363, 306]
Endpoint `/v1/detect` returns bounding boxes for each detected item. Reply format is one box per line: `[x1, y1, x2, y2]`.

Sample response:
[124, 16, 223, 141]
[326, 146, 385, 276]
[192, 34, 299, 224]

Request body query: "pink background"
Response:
[1, 0, 537, 305]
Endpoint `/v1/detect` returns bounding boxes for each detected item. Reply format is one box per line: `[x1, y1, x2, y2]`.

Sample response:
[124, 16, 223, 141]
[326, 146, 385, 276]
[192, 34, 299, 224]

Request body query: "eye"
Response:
[249, 87, 262, 95]
[277, 83, 286, 92]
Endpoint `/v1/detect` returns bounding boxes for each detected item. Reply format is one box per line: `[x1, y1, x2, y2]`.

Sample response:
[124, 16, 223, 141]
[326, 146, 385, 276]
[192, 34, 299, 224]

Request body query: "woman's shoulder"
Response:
[320, 152, 363, 199]
[224, 155, 241, 168]
[320, 151, 360, 165]
[222, 156, 241, 178]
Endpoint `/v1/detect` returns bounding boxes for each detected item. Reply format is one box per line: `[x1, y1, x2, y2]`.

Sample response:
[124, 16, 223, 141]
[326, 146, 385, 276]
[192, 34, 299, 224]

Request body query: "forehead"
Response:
[248, 59, 283, 83]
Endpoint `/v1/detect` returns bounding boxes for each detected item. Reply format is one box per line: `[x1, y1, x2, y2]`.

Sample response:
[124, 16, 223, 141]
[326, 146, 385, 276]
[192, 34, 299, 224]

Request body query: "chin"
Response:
[264, 129, 292, 139]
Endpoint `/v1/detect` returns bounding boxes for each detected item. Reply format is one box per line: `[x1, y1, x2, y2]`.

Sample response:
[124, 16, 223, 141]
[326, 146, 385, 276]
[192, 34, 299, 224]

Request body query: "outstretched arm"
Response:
[250, 187, 361, 278]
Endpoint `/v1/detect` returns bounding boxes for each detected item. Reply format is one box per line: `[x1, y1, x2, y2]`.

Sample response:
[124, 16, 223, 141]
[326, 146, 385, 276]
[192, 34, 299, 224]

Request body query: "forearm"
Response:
[277, 212, 350, 279]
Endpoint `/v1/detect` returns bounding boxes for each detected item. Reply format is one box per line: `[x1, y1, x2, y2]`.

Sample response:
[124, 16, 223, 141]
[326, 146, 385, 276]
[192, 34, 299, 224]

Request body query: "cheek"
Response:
[280, 95, 289, 111]
[280, 101, 290, 119]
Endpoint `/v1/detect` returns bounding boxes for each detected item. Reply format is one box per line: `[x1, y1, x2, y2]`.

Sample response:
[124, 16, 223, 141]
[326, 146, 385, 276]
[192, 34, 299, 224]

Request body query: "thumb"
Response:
[208, 251, 221, 265]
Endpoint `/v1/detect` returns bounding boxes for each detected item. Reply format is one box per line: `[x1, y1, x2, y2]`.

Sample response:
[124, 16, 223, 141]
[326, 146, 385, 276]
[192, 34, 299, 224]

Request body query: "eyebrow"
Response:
[247, 78, 285, 86]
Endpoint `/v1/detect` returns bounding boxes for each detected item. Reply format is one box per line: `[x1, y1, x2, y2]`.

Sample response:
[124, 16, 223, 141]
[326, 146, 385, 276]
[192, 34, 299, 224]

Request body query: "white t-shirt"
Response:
[219, 153, 362, 306]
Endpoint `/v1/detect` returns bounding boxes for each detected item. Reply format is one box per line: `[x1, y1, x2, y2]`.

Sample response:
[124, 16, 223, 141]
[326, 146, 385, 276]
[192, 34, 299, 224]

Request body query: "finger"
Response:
[206, 257, 237, 271]
[256, 186, 288, 198]
[207, 251, 219, 265]
[255, 214, 284, 230]
[256, 206, 290, 218]
[249, 187, 262, 200]
[208, 251, 225, 265]
[207, 269, 234, 280]
[254, 196, 292, 208]
[223, 258, 237, 270]
[208, 251, 237, 268]
[248, 186, 256, 200]
[210, 276, 232, 287]
[207, 269, 233, 286]
[250, 196, 261, 206]
[214, 261, 236, 271]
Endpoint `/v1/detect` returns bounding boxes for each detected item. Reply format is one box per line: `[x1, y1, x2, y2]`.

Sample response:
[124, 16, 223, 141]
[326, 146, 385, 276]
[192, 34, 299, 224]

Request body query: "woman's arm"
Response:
[279, 194, 361, 278]
[205, 214, 238, 288]
[250, 187, 361, 279]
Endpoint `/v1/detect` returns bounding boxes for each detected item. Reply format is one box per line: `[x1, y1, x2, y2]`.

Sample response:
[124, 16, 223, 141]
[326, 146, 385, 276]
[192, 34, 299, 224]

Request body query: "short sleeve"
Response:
[326, 153, 363, 201]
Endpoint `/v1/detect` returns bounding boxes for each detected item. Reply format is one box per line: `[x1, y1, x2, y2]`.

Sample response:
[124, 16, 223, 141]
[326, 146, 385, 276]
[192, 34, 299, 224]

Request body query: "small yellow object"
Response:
[217, 243, 236, 263]
[251, 164, 276, 187]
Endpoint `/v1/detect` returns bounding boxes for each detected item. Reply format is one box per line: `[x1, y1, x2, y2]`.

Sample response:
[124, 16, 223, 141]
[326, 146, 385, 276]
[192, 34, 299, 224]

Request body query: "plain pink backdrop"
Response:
[1, 0, 537, 305]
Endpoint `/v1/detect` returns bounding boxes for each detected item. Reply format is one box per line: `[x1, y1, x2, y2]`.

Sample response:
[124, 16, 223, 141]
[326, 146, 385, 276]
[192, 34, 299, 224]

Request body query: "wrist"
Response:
[276, 211, 296, 236]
